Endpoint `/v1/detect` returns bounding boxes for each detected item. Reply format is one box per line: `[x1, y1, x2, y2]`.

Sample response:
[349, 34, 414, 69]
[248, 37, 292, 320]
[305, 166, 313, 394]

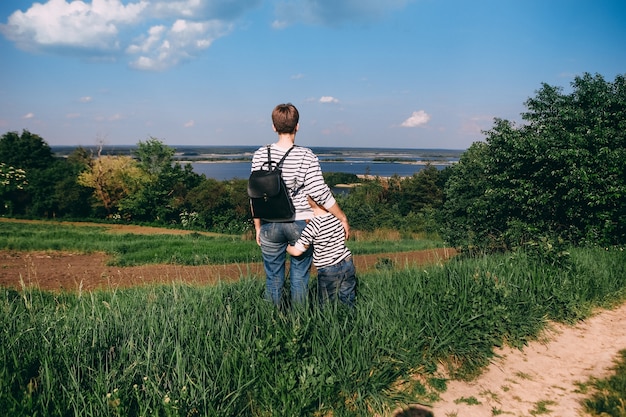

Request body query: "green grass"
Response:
[1, 239, 625, 416]
[582, 349, 626, 416]
[0, 220, 442, 266]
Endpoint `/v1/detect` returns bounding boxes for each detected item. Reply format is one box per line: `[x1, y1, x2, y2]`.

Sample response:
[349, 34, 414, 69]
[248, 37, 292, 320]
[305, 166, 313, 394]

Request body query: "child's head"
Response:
[272, 103, 299, 134]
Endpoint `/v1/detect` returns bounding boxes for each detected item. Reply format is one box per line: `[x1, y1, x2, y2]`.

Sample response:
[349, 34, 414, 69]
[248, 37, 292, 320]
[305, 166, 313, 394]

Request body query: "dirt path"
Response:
[0, 219, 455, 291]
[426, 302, 626, 417]
[0, 248, 456, 292]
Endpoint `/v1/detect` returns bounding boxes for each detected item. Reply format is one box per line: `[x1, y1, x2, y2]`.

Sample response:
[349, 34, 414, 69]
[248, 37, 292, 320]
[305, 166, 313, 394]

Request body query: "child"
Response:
[287, 196, 356, 307]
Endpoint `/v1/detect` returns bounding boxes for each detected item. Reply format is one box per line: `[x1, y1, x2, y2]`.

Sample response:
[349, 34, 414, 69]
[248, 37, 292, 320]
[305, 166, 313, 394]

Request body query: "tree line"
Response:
[1, 72, 624, 249]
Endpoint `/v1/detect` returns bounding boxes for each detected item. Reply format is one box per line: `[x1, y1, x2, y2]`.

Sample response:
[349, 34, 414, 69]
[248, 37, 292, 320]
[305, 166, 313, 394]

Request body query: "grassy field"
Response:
[1, 221, 625, 416]
[0, 221, 443, 266]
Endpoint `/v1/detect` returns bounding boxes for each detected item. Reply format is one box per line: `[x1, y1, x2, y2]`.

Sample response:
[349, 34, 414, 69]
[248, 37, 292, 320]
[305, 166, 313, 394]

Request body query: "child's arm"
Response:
[287, 242, 309, 257]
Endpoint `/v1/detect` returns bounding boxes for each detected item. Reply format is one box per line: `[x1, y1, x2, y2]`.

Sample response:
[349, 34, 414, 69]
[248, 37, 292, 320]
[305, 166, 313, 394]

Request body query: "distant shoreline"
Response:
[179, 159, 456, 165]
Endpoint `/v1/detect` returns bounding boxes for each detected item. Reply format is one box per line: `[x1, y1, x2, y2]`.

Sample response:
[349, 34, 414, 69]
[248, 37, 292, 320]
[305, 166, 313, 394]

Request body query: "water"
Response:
[181, 146, 462, 180]
[189, 161, 449, 180]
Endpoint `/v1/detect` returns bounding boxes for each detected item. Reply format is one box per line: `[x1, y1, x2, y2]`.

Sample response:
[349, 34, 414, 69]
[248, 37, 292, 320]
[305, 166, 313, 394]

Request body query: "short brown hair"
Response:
[272, 103, 299, 134]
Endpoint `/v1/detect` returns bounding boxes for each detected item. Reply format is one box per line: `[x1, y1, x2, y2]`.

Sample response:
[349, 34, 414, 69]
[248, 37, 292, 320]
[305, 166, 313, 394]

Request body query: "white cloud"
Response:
[0, 0, 148, 52]
[127, 19, 231, 71]
[184, 120, 195, 128]
[319, 96, 339, 104]
[0, 0, 409, 72]
[79, 96, 93, 103]
[401, 110, 430, 128]
[291, 73, 305, 80]
[22, 112, 35, 119]
[0, 0, 249, 70]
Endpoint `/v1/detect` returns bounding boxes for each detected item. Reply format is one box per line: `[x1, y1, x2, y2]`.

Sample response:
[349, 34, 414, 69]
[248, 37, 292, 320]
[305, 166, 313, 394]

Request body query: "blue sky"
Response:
[1, 0, 625, 149]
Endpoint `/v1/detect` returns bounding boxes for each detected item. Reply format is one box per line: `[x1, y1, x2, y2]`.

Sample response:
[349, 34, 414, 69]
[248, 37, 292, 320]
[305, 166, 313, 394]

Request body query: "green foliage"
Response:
[1, 246, 625, 416]
[185, 178, 250, 233]
[0, 130, 54, 171]
[52, 147, 94, 218]
[120, 138, 204, 224]
[133, 137, 175, 178]
[0, 131, 448, 233]
[440, 142, 494, 250]
[338, 167, 445, 234]
[0, 163, 27, 214]
[583, 349, 626, 416]
[441, 73, 626, 250]
[323, 172, 361, 187]
[0, 130, 71, 218]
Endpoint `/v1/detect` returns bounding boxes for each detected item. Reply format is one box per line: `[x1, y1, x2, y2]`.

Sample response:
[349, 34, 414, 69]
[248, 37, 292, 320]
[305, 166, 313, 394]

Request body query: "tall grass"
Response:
[1, 246, 625, 416]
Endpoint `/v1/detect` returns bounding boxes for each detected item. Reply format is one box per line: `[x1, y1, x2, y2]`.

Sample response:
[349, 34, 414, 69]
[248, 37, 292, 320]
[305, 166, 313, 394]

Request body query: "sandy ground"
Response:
[426, 302, 626, 417]
[2, 219, 625, 416]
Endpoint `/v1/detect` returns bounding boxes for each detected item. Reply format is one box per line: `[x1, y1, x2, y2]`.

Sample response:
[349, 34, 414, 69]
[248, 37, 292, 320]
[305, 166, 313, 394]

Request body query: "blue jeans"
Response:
[316, 257, 357, 307]
[259, 220, 312, 306]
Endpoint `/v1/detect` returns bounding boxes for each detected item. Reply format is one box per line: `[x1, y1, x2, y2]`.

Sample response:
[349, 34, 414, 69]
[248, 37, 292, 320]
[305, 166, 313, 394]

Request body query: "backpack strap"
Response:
[263, 145, 296, 171]
[276, 145, 296, 170]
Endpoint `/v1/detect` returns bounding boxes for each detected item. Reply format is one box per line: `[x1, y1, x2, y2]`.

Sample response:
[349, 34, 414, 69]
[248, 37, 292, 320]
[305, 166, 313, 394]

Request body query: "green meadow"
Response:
[1, 221, 626, 416]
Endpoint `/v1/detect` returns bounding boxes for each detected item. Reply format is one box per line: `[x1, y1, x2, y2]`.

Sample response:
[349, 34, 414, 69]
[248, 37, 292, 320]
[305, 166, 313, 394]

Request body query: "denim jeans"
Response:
[259, 220, 312, 306]
[316, 257, 357, 307]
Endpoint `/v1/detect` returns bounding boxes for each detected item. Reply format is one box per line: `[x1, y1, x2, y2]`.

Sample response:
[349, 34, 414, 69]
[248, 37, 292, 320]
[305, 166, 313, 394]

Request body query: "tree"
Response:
[121, 138, 203, 223]
[133, 137, 175, 178]
[441, 73, 626, 249]
[186, 178, 250, 233]
[0, 130, 54, 171]
[53, 147, 94, 218]
[0, 130, 62, 217]
[78, 155, 147, 215]
[392, 165, 444, 215]
[440, 142, 496, 248]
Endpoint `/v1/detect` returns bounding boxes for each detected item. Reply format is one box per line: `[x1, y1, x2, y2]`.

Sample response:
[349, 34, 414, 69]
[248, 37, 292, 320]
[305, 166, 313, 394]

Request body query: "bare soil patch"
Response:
[0, 222, 455, 292]
[0, 249, 455, 292]
[0, 218, 456, 291]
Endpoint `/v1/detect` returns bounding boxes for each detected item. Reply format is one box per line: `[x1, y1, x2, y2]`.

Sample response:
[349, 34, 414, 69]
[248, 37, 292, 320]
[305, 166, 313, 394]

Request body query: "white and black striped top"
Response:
[293, 213, 351, 269]
[251, 143, 336, 221]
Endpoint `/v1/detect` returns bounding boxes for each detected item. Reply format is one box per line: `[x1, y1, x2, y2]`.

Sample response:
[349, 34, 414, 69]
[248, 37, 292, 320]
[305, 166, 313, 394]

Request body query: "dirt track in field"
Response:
[0, 220, 456, 292]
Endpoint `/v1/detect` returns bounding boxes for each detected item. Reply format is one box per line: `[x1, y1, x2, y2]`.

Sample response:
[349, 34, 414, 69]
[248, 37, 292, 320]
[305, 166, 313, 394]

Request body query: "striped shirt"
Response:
[294, 213, 351, 269]
[251, 143, 336, 221]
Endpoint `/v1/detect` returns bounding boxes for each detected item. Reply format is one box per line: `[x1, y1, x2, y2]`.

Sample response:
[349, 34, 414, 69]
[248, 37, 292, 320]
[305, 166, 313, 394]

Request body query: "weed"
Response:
[582, 349, 626, 416]
[454, 396, 481, 405]
[529, 400, 555, 415]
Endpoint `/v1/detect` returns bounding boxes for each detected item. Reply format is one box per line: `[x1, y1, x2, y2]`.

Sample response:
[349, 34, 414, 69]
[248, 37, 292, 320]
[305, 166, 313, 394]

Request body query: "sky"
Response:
[0, 0, 625, 150]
